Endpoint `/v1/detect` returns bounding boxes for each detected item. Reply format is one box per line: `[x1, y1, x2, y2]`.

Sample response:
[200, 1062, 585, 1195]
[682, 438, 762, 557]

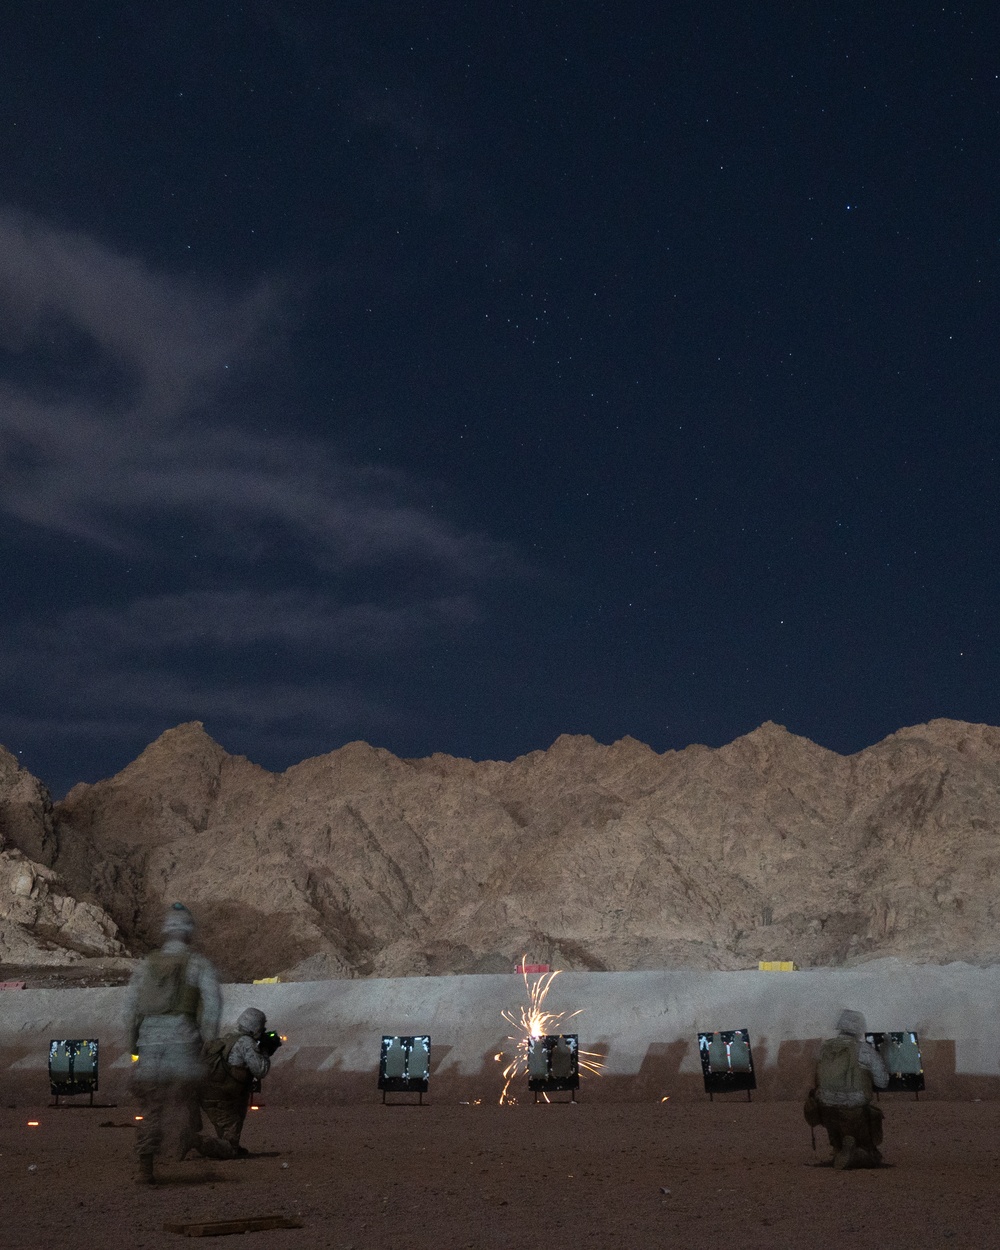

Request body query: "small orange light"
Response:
[279, 1035, 287, 1042]
[660, 1096, 670, 1103]
[27, 1120, 39, 1127]
[134, 1115, 143, 1121]
[250, 1105, 259, 1111]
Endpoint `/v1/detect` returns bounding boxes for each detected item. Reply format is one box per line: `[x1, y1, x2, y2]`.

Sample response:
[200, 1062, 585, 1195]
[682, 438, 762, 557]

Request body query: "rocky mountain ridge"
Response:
[2, 718, 999, 981]
[0, 745, 128, 966]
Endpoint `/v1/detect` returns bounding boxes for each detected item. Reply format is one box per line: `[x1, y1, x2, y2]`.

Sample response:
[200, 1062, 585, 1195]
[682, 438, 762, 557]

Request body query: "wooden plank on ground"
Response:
[163, 1215, 303, 1236]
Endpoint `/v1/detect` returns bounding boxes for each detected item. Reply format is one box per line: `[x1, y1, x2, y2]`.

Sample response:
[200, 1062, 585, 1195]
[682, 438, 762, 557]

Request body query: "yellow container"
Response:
[758, 960, 796, 972]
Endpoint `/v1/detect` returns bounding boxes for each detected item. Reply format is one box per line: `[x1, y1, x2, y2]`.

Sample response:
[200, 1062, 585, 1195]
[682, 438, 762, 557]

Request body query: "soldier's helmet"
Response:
[836, 1009, 866, 1038]
[161, 901, 196, 940]
[236, 1007, 267, 1038]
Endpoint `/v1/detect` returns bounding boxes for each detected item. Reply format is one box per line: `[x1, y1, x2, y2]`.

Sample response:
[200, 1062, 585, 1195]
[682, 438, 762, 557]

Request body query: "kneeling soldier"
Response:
[806, 1008, 888, 1169]
[195, 1007, 281, 1159]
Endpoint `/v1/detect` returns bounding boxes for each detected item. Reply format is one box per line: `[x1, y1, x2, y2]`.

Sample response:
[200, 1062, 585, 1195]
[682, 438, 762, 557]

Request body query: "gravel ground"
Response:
[4, 1099, 999, 1249]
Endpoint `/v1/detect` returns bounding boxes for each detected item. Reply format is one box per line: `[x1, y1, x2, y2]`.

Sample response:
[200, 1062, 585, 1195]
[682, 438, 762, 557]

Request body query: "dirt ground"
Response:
[4, 1098, 1000, 1250]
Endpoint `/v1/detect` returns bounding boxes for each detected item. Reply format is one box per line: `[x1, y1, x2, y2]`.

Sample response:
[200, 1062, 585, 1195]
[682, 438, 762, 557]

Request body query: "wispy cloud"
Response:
[0, 208, 266, 412]
[0, 207, 504, 573]
[0, 602, 415, 780]
[0, 209, 511, 785]
[45, 590, 478, 653]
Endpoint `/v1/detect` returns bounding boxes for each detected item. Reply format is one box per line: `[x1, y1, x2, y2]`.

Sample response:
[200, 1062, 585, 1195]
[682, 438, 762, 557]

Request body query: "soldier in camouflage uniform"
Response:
[193, 1007, 272, 1160]
[807, 1008, 889, 1169]
[123, 902, 221, 1183]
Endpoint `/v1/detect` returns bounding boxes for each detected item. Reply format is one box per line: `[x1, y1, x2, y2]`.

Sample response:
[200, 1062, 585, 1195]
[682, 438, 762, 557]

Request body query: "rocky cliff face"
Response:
[29, 718, 1000, 981]
[0, 745, 128, 965]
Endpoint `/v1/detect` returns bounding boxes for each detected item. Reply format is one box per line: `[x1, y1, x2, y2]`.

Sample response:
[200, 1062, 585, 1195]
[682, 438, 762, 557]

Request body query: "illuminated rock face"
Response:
[9, 717, 1000, 980]
[0, 745, 127, 964]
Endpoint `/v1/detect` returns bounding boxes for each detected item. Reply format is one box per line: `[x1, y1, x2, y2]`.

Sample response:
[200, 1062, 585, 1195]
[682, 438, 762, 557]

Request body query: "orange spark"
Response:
[498, 956, 603, 1103]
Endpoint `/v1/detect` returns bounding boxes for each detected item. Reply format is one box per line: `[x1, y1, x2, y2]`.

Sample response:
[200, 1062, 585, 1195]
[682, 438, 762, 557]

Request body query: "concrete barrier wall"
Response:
[2, 959, 998, 1105]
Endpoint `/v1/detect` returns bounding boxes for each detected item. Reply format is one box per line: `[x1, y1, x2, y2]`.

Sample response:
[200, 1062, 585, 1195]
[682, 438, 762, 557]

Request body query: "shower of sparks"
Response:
[496, 958, 605, 1104]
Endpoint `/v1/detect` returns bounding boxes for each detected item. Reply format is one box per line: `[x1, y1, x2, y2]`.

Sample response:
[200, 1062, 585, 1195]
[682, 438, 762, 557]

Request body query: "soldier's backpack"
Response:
[135, 951, 201, 1019]
[815, 1035, 873, 1102]
[203, 1032, 251, 1096]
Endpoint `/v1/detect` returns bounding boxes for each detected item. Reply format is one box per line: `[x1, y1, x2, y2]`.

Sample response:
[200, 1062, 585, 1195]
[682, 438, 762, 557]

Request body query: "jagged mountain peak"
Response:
[6, 718, 1000, 980]
[122, 720, 231, 775]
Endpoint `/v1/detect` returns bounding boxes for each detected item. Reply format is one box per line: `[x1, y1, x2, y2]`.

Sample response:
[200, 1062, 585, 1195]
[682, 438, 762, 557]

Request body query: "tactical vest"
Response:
[135, 951, 202, 1019]
[203, 1032, 254, 1097]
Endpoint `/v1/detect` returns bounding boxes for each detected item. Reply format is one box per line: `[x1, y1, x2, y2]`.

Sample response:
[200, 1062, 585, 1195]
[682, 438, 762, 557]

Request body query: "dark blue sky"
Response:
[1, 3, 997, 795]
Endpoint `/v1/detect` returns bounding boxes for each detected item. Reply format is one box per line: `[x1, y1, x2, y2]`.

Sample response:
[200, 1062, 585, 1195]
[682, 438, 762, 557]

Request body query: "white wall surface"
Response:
[2, 959, 996, 1102]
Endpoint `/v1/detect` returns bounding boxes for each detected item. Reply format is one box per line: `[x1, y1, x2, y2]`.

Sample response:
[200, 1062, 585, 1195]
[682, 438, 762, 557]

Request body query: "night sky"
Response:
[1, 4, 997, 796]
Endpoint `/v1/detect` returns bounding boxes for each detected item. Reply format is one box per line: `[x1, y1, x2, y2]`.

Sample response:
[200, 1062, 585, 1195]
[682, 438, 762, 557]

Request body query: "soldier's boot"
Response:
[196, 1134, 237, 1160]
[136, 1154, 156, 1185]
[833, 1135, 857, 1170]
[851, 1145, 881, 1169]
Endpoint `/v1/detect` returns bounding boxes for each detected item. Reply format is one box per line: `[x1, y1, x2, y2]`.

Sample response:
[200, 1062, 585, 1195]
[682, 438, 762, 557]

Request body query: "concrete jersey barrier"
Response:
[2, 959, 998, 1105]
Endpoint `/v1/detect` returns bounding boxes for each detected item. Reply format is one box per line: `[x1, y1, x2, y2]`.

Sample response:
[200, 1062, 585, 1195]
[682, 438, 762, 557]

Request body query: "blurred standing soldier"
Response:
[805, 1008, 889, 1169]
[124, 902, 221, 1183]
[194, 1007, 274, 1160]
